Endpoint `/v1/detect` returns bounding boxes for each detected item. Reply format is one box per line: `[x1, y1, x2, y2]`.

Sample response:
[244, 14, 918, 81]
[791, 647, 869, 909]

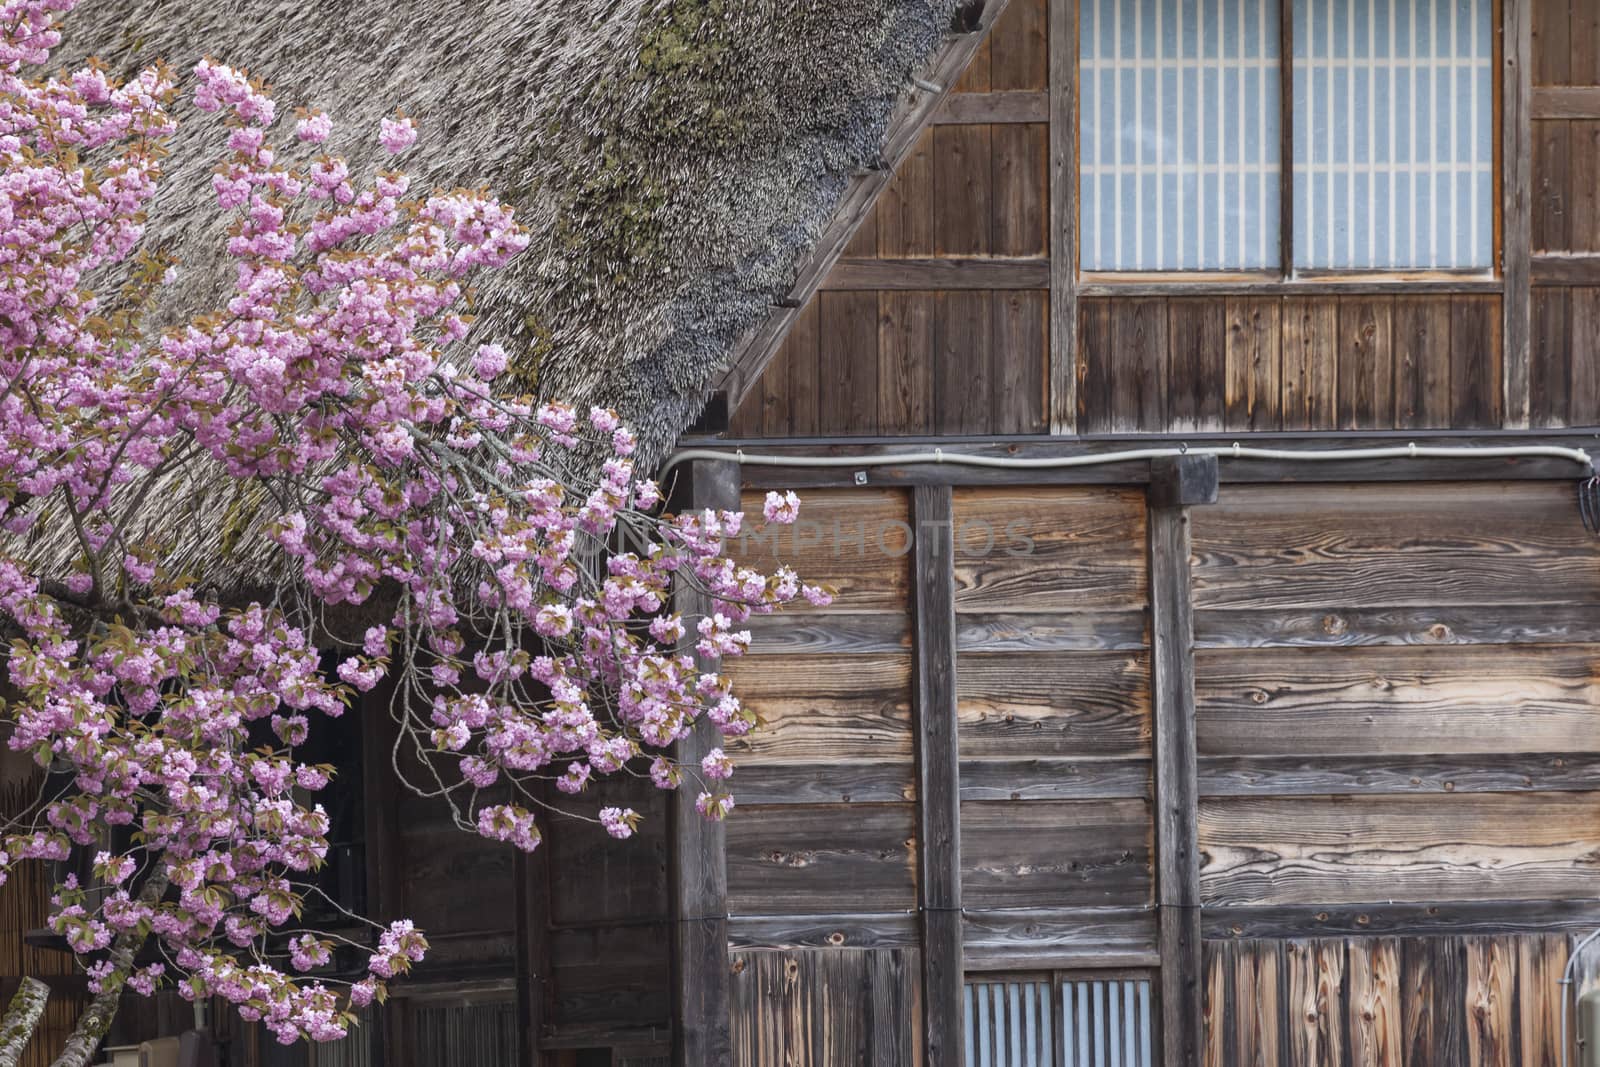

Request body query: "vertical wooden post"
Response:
[1502, 0, 1533, 427]
[1148, 457, 1214, 1067]
[1048, 0, 1079, 434]
[514, 787, 551, 1067]
[669, 458, 738, 1067]
[913, 485, 963, 1064]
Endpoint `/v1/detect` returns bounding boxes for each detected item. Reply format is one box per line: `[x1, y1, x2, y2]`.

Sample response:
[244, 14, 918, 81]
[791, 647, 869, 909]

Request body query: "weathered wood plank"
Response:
[960, 799, 1153, 908]
[1281, 297, 1340, 430]
[1516, 934, 1567, 1067]
[1531, 87, 1600, 119]
[1048, 0, 1078, 434]
[1348, 939, 1402, 1067]
[1194, 603, 1600, 648]
[987, 0, 1046, 91]
[957, 650, 1150, 759]
[992, 124, 1047, 257]
[956, 610, 1148, 652]
[1112, 298, 1170, 432]
[817, 291, 879, 434]
[877, 127, 935, 257]
[962, 906, 1159, 970]
[934, 90, 1049, 124]
[1168, 298, 1227, 433]
[670, 459, 739, 1067]
[934, 289, 995, 434]
[1198, 793, 1600, 906]
[728, 948, 921, 1066]
[1506, 0, 1535, 426]
[1337, 296, 1394, 430]
[1466, 937, 1517, 1067]
[1393, 298, 1432, 428]
[1286, 940, 1345, 1067]
[1533, 121, 1571, 254]
[821, 256, 1049, 290]
[912, 484, 961, 1067]
[1230, 940, 1285, 1067]
[1530, 285, 1572, 426]
[1575, 121, 1600, 253]
[1204, 940, 1231, 1067]
[1452, 295, 1505, 429]
[1224, 297, 1283, 433]
[721, 653, 912, 764]
[734, 762, 914, 806]
[1402, 937, 1468, 1067]
[959, 757, 1150, 801]
[877, 290, 935, 434]
[727, 914, 919, 951]
[1194, 645, 1600, 757]
[1206, 901, 1600, 940]
[1191, 482, 1600, 610]
[953, 486, 1148, 612]
[1197, 753, 1600, 798]
[744, 612, 911, 656]
[1572, 286, 1600, 424]
[730, 487, 911, 612]
[1078, 298, 1114, 433]
[1152, 497, 1203, 1067]
[725, 804, 917, 915]
[934, 122, 992, 256]
[992, 289, 1047, 433]
[1531, 252, 1600, 284]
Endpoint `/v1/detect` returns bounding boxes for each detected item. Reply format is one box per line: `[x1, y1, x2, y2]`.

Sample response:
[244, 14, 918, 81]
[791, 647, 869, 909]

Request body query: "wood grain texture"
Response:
[1286, 940, 1345, 1067]
[1191, 482, 1600, 610]
[728, 914, 919, 951]
[731, 487, 911, 612]
[817, 290, 879, 435]
[1048, 0, 1077, 434]
[992, 289, 1048, 433]
[734, 762, 914, 806]
[1465, 937, 1517, 1067]
[725, 803, 917, 915]
[1205, 900, 1600, 940]
[721, 653, 912, 764]
[1282, 297, 1340, 430]
[1198, 793, 1600, 907]
[1198, 752, 1600, 798]
[992, 124, 1048, 257]
[960, 799, 1153, 908]
[878, 127, 935, 257]
[1516, 934, 1567, 1067]
[962, 906, 1159, 970]
[1168, 299, 1226, 433]
[911, 484, 962, 1066]
[956, 650, 1150, 759]
[953, 486, 1148, 612]
[1403, 937, 1467, 1067]
[877, 291, 935, 434]
[1530, 285, 1571, 425]
[727, 948, 921, 1066]
[1347, 939, 1402, 1067]
[743, 612, 912, 656]
[1225, 297, 1283, 432]
[1506, 0, 1534, 427]
[1194, 645, 1600, 757]
[1337, 297, 1394, 430]
[956, 609, 1148, 652]
[1394, 295, 1454, 428]
[1452, 295, 1505, 428]
[934, 288, 994, 433]
[1114, 297, 1170, 432]
[959, 756, 1151, 801]
[1194, 604, 1600, 649]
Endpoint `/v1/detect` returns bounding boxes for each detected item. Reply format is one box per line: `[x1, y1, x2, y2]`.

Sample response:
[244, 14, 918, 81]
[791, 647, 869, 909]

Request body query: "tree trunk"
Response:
[49, 866, 168, 1067]
[0, 977, 49, 1067]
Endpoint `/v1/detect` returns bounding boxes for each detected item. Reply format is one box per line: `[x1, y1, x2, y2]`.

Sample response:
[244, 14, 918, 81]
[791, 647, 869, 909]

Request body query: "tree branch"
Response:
[0, 977, 49, 1067]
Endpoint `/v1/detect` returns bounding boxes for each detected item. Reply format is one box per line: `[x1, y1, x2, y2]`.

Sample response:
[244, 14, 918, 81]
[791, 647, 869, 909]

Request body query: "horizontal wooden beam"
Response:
[744, 612, 911, 654]
[1197, 753, 1600, 797]
[734, 761, 914, 805]
[1203, 899, 1600, 939]
[819, 256, 1050, 291]
[1531, 253, 1600, 285]
[960, 757, 1151, 801]
[962, 906, 1159, 971]
[1531, 85, 1600, 118]
[957, 610, 1148, 652]
[727, 913, 919, 950]
[1194, 604, 1600, 648]
[934, 89, 1049, 124]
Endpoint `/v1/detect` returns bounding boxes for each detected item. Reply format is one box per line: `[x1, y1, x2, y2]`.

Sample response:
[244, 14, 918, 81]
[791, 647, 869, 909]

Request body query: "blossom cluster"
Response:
[0, 0, 823, 1046]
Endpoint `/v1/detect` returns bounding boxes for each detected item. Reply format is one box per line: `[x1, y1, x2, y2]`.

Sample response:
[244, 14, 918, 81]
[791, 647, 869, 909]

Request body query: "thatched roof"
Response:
[15, 0, 981, 590]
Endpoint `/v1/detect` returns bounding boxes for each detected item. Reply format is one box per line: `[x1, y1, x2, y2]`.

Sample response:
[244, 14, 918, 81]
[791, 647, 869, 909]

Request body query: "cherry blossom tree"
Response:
[0, 1, 822, 1060]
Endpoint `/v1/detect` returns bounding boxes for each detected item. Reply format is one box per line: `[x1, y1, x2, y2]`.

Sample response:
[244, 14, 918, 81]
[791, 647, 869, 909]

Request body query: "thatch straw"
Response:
[8, 0, 966, 591]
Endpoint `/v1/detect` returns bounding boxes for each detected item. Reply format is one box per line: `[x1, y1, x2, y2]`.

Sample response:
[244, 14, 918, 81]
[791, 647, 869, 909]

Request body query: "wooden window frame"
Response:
[1073, 0, 1505, 291]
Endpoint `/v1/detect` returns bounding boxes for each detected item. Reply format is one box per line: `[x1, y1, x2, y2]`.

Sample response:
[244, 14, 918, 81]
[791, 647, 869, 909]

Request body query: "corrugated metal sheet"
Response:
[964, 976, 1153, 1067]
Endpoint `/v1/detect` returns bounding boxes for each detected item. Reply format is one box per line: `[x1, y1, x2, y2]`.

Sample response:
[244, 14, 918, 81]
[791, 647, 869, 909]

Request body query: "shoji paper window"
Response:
[1292, 0, 1493, 269]
[1079, 0, 1283, 271]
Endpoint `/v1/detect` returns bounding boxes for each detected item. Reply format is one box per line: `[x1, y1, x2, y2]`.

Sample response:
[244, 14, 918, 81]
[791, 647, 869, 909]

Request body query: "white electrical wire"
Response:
[662, 442, 1594, 478]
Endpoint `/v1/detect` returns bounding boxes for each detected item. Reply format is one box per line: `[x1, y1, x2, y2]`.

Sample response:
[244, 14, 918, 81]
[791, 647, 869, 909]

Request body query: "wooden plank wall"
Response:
[1191, 480, 1600, 1065]
[1203, 934, 1583, 1067]
[952, 487, 1157, 966]
[1078, 295, 1505, 433]
[1529, 0, 1600, 426]
[727, 0, 1051, 438]
[719, 488, 922, 1062]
